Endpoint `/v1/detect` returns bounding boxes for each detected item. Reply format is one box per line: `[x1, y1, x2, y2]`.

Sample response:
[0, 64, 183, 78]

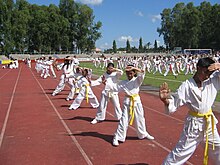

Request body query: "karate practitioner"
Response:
[112, 65, 154, 146]
[91, 63, 123, 124]
[68, 68, 99, 110]
[159, 57, 220, 165]
[52, 56, 76, 101]
[47, 56, 57, 78]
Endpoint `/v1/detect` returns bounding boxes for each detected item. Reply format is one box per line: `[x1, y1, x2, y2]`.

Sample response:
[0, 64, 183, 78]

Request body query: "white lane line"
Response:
[143, 105, 184, 123]
[0, 70, 11, 80]
[30, 70, 93, 165]
[0, 67, 22, 148]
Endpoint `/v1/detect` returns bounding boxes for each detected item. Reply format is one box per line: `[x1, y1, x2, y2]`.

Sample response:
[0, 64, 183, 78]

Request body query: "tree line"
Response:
[0, 0, 102, 55]
[104, 38, 165, 54]
[157, 1, 220, 51]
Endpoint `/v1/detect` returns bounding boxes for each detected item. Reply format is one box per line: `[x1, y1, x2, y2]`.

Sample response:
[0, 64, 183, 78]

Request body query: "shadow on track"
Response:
[63, 116, 119, 123]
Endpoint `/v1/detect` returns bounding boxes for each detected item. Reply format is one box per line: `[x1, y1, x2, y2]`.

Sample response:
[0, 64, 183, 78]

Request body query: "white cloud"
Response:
[150, 14, 161, 23]
[99, 42, 109, 49]
[77, 0, 103, 5]
[135, 11, 144, 17]
[118, 36, 138, 42]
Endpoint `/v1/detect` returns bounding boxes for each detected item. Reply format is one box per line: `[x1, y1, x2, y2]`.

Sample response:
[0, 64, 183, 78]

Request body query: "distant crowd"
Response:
[92, 52, 220, 77]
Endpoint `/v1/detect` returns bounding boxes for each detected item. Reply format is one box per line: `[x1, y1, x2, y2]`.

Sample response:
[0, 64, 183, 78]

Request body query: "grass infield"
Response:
[79, 61, 220, 102]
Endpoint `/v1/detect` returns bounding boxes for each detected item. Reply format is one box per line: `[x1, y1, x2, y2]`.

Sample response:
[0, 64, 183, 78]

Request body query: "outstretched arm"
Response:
[159, 82, 171, 106]
[208, 62, 220, 71]
[125, 66, 144, 73]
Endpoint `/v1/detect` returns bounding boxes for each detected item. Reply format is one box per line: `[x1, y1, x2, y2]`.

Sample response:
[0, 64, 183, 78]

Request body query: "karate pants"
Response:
[162, 122, 220, 165]
[95, 92, 122, 121]
[69, 86, 99, 110]
[53, 75, 75, 99]
[114, 103, 149, 142]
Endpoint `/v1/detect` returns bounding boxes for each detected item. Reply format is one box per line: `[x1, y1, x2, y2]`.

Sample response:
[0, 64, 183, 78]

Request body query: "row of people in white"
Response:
[95, 53, 219, 77]
[35, 56, 56, 78]
[54, 60, 155, 147]
[4, 59, 19, 69]
[49, 55, 220, 164]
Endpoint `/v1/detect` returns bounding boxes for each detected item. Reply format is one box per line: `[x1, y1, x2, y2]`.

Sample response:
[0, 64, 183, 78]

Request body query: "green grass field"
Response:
[79, 62, 220, 101]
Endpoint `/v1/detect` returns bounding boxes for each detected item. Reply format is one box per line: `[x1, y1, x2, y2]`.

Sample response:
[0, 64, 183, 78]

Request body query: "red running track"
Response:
[0, 62, 219, 165]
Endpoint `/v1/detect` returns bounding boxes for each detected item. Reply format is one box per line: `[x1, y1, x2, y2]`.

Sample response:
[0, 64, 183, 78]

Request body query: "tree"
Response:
[75, 4, 101, 53]
[181, 2, 200, 48]
[146, 42, 151, 49]
[112, 40, 117, 53]
[28, 5, 50, 53]
[198, 1, 213, 49]
[0, 0, 14, 55]
[157, 8, 173, 49]
[157, 2, 220, 50]
[126, 39, 130, 53]
[46, 4, 70, 52]
[154, 40, 158, 51]
[12, 0, 31, 53]
[138, 37, 143, 53]
[131, 46, 138, 53]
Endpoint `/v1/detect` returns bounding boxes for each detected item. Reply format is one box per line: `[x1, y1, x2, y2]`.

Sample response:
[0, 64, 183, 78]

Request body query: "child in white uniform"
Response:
[52, 56, 76, 100]
[91, 63, 123, 124]
[69, 68, 99, 110]
[159, 57, 220, 165]
[112, 65, 154, 146]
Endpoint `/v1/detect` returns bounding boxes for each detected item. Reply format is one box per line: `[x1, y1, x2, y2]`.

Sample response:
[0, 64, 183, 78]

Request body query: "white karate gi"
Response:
[114, 71, 151, 142]
[47, 59, 56, 78]
[163, 71, 220, 165]
[52, 62, 75, 99]
[91, 69, 123, 121]
[69, 76, 99, 110]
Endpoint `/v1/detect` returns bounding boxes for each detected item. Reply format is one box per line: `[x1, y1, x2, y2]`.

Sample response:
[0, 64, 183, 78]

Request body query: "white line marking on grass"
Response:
[0, 70, 11, 80]
[30, 70, 93, 165]
[0, 67, 21, 148]
[145, 75, 183, 83]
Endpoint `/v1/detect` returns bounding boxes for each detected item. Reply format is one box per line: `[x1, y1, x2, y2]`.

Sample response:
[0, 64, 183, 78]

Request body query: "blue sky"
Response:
[27, 0, 219, 50]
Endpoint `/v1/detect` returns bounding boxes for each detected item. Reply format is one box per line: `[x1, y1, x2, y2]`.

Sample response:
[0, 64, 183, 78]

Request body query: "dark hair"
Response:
[127, 64, 134, 67]
[126, 64, 137, 77]
[197, 57, 215, 68]
[83, 68, 89, 77]
[107, 62, 114, 68]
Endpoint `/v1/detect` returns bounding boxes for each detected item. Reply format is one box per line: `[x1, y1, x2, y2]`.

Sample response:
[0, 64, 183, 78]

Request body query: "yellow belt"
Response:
[189, 109, 215, 165]
[107, 91, 114, 98]
[128, 94, 139, 125]
[84, 84, 90, 103]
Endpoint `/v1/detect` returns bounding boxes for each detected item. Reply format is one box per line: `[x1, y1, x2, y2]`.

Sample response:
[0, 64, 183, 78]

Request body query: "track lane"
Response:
[0, 64, 91, 165]
[0, 68, 21, 145]
[0, 67, 22, 148]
